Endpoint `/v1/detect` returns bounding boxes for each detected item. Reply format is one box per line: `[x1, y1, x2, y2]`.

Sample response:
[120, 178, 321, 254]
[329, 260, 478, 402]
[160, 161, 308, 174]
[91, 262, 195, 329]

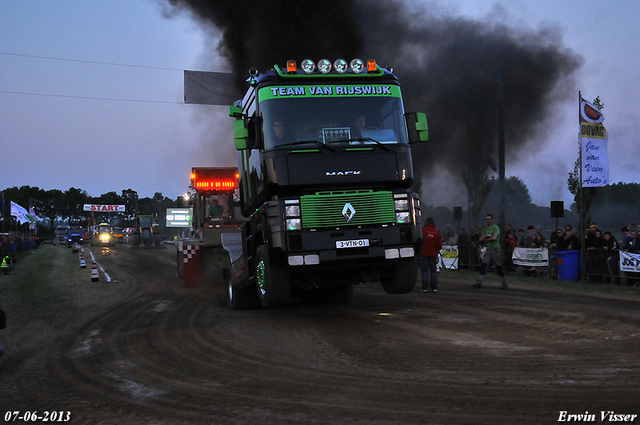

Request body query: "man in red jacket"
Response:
[420, 217, 443, 292]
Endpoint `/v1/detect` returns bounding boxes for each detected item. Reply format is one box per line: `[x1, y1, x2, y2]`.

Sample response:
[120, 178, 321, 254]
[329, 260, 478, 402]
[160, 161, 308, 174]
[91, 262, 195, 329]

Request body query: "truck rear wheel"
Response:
[380, 257, 418, 294]
[255, 245, 290, 307]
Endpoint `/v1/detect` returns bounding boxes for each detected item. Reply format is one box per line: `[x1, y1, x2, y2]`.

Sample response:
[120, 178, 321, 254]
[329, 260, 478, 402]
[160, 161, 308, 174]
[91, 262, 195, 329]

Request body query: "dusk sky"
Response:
[1, 0, 639, 208]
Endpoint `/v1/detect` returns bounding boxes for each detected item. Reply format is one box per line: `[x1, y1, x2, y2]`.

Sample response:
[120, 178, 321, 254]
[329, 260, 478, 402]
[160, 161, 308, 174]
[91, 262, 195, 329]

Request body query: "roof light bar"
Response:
[282, 58, 381, 75]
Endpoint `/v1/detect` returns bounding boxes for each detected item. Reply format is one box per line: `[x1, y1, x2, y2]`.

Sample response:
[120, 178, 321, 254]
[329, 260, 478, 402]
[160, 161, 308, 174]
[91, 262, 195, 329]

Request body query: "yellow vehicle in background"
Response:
[112, 227, 125, 244]
[130, 215, 162, 247]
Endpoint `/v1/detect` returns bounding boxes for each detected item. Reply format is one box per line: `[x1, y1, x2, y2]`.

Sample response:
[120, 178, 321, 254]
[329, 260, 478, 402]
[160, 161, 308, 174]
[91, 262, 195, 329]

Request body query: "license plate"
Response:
[336, 239, 369, 249]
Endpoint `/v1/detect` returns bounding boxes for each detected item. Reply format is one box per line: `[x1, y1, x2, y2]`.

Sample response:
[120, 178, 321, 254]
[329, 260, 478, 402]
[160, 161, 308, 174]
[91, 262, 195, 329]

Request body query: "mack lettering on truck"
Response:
[326, 170, 362, 176]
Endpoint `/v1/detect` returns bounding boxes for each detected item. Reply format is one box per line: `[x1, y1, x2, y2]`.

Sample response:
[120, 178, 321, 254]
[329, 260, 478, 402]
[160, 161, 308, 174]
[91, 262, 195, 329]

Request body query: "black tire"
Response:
[131, 234, 140, 247]
[255, 245, 290, 307]
[228, 281, 258, 310]
[331, 283, 354, 305]
[380, 257, 418, 294]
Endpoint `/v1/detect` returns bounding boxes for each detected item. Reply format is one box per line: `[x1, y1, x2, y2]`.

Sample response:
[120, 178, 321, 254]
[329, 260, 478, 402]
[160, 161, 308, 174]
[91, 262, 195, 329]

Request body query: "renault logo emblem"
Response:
[342, 203, 356, 222]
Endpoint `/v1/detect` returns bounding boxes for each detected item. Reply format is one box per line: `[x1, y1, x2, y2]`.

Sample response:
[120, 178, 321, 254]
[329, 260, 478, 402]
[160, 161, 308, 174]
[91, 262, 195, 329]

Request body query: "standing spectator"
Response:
[557, 228, 580, 251]
[472, 214, 508, 290]
[535, 227, 547, 248]
[551, 227, 563, 251]
[586, 228, 606, 281]
[419, 217, 442, 293]
[621, 229, 640, 253]
[1, 254, 16, 275]
[503, 229, 518, 271]
[517, 229, 526, 247]
[523, 225, 537, 247]
[603, 231, 620, 284]
[443, 224, 457, 246]
[620, 227, 630, 240]
[585, 223, 598, 249]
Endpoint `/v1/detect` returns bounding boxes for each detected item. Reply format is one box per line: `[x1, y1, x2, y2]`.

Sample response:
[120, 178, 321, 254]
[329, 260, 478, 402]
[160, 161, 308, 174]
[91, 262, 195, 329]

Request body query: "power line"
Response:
[0, 89, 183, 104]
[0, 51, 186, 72]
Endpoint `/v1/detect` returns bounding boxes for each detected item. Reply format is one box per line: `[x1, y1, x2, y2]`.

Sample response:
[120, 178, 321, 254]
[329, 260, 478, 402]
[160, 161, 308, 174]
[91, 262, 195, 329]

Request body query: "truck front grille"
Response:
[300, 190, 395, 229]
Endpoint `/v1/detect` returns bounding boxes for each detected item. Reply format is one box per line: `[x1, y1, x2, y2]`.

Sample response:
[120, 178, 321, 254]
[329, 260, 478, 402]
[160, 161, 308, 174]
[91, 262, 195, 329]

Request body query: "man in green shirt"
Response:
[472, 214, 508, 289]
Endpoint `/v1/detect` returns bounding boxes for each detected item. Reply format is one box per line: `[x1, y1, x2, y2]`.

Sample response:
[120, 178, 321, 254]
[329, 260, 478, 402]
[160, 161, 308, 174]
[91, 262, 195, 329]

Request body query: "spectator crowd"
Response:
[434, 219, 640, 285]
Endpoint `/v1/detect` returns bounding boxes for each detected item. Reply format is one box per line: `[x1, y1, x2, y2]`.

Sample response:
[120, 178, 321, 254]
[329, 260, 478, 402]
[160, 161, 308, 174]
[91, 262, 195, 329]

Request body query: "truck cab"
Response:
[54, 225, 69, 246]
[226, 58, 428, 308]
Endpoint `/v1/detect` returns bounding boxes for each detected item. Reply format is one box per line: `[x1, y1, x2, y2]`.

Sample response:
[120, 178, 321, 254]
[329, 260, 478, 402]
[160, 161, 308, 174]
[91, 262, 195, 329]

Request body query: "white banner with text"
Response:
[620, 251, 640, 273]
[512, 247, 549, 267]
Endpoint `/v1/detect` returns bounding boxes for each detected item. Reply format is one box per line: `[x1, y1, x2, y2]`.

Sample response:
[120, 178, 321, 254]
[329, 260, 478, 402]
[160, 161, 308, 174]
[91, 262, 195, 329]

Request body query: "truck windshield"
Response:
[260, 91, 408, 150]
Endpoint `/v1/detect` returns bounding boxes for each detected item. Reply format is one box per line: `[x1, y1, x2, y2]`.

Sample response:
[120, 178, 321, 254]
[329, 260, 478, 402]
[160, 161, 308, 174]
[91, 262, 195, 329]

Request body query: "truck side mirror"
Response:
[405, 112, 429, 143]
[233, 119, 249, 150]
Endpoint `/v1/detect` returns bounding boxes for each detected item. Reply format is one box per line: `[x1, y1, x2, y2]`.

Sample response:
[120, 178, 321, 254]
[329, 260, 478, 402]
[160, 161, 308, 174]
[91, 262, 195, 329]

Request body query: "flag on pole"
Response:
[28, 206, 39, 229]
[579, 97, 609, 187]
[10, 201, 30, 224]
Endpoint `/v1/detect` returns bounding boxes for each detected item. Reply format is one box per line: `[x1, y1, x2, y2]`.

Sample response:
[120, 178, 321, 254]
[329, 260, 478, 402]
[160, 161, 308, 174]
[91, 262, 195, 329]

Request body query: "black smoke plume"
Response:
[165, 0, 582, 198]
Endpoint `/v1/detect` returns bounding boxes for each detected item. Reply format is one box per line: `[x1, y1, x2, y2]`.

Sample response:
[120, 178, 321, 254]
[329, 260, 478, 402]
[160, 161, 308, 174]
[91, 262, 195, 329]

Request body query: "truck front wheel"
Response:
[255, 245, 290, 307]
[380, 257, 418, 294]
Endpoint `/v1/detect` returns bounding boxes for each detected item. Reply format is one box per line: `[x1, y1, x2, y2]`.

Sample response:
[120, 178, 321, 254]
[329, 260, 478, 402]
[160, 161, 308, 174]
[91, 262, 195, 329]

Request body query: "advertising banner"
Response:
[440, 245, 458, 270]
[579, 97, 609, 187]
[512, 247, 549, 267]
[620, 251, 640, 273]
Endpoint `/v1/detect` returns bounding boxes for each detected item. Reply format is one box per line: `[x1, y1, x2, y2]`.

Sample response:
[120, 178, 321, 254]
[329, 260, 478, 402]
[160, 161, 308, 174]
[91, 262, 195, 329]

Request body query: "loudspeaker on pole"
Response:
[550, 201, 564, 218]
[453, 206, 462, 221]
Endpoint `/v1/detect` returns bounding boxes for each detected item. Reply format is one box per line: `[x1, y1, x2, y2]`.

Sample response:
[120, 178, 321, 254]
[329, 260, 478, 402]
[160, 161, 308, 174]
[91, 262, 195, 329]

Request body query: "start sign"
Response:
[83, 204, 126, 212]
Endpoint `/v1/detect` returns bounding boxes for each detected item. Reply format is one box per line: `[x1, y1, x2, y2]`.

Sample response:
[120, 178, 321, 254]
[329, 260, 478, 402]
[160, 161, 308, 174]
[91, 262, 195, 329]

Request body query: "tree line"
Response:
[422, 177, 640, 237]
[1, 186, 177, 236]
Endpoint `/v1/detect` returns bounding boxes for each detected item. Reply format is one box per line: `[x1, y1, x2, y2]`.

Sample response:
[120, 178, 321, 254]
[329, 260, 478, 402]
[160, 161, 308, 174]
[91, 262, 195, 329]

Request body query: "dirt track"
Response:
[1, 244, 639, 424]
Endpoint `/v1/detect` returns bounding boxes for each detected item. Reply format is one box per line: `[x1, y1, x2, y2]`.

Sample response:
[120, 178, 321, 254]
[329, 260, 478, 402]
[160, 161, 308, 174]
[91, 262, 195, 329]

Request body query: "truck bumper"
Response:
[274, 224, 418, 268]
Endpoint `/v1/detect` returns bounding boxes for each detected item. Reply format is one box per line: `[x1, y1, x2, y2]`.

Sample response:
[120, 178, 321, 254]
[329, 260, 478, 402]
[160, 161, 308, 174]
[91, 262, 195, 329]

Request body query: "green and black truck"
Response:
[224, 58, 428, 308]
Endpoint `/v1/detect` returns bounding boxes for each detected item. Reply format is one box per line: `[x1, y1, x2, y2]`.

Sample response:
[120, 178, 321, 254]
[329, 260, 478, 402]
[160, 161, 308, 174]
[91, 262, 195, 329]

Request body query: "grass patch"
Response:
[1, 245, 76, 322]
[440, 268, 640, 298]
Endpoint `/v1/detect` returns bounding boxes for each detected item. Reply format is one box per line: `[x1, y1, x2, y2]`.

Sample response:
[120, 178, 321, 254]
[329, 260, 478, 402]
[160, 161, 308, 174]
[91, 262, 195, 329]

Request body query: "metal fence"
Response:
[454, 241, 640, 286]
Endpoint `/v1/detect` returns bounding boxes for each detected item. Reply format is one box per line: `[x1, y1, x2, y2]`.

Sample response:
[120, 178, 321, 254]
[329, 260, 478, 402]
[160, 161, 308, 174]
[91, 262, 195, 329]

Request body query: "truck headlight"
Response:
[394, 199, 409, 211]
[396, 212, 410, 224]
[286, 219, 301, 231]
[100, 234, 110, 242]
[285, 205, 300, 217]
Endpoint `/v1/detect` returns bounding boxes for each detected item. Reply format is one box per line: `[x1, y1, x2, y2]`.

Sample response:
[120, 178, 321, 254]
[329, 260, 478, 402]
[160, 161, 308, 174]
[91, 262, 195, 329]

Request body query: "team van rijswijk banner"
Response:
[579, 97, 609, 187]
